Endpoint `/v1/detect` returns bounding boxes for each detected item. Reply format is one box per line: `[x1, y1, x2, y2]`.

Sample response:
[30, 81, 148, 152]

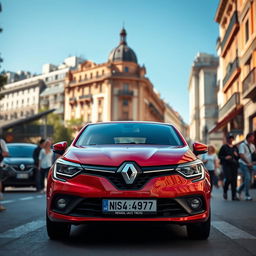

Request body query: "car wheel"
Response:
[186, 213, 211, 240]
[46, 215, 71, 240]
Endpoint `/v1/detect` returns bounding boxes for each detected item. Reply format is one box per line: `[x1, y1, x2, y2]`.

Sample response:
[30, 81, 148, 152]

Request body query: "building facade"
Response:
[0, 56, 83, 121]
[189, 53, 222, 148]
[213, 0, 256, 143]
[65, 29, 167, 125]
[0, 78, 46, 120]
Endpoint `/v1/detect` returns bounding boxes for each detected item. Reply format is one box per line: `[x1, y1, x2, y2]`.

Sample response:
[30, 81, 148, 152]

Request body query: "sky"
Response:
[1, 0, 220, 123]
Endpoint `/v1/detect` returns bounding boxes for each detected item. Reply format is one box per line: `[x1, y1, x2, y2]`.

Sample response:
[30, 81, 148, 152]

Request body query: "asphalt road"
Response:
[0, 187, 256, 256]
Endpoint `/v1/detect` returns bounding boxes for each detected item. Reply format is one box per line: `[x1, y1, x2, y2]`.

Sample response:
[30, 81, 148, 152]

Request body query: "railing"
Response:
[223, 57, 239, 87]
[117, 90, 134, 96]
[221, 11, 238, 50]
[69, 97, 76, 102]
[79, 94, 93, 100]
[242, 68, 256, 98]
[219, 92, 240, 120]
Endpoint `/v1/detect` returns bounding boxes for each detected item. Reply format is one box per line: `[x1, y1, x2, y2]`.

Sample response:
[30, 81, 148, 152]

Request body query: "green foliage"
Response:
[0, 73, 7, 100]
[47, 113, 73, 144]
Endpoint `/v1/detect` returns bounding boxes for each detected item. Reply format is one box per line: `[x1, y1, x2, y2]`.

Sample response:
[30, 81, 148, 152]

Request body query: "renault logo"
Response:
[117, 162, 141, 185]
[20, 164, 25, 170]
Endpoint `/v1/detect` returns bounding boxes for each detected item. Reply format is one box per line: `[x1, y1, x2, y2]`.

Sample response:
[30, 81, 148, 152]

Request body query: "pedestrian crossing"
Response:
[0, 218, 255, 240]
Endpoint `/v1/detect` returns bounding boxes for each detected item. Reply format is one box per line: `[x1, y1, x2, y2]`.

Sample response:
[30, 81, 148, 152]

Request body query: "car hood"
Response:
[63, 145, 196, 166]
[4, 157, 34, 165]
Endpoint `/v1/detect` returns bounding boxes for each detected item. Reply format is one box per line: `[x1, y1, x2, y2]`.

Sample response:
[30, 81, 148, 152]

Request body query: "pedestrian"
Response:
[33, 138, 45, 191]
[0, 137, 9, 212]
[38, 139, 53, 192]
[202, 145, 218, 193]
[218, 133, 240, 201]
[237, 132, 256, 201]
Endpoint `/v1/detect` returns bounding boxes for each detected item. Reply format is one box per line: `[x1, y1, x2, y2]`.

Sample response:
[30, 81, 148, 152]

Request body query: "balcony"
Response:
[117, 90, 134, 97]
[242, 68, 256, 99]
[221, 11, 239, 57]
[69, 97, 77, 104]
[79, 94, 93, 102]
[223, 57, 240, 91]
[219, 92, 240, 120]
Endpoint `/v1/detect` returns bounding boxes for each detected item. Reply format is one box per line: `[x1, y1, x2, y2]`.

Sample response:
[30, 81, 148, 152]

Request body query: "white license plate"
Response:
[16, 173, 29, 179]
[102, 199, 157, 214]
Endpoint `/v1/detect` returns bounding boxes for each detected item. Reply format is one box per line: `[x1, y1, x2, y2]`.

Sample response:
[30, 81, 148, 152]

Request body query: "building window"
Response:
[123, 111, 129, 120]
[96, 71, 99, 77]
[123, 84, 129, 91]
[102, 70, 105, 75]
[98, 113, 102, 122]
[45, 77, 48, 82]
[245, 19, 249, 43]
[87, 113, 91, 123]
[55, 74, 58, 80]
[98, 99, 102, 106]
[124, 67, 129, 72]
[123, 99, 129, 106]
[99, 84, 102, 93]
[90, 73, 93, 79]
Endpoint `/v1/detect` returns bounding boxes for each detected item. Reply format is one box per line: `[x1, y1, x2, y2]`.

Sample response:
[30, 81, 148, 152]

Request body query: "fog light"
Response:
[189, 198, 202, 210]
[56, 198, 67, 209]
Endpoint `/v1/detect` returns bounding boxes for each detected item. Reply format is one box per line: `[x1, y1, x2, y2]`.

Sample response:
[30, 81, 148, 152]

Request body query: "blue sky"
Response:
[1, 0, 219, 123]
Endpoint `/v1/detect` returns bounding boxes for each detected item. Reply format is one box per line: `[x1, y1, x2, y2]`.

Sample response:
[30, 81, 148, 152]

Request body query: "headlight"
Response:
[176, 160, 205, 182]
[53, 159, 83, 181]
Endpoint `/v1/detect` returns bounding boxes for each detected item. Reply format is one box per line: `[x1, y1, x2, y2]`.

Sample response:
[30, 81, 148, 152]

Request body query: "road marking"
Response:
[0, 220, 45, 238]
[1, 200, 15, 204]
[0, 195, 45, 204]
[212, 221, 256, 240]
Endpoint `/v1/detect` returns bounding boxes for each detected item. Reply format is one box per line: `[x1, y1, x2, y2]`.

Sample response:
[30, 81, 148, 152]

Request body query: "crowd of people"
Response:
[0, 137, 54, 212]
[202, 132, 256, 201]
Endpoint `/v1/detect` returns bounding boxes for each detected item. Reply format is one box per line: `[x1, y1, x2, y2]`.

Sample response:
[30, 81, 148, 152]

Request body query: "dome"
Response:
[108, 28, 138, 64]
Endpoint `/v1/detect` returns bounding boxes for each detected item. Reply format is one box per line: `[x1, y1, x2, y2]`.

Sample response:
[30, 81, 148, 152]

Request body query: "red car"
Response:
[46, 122, 210, 240]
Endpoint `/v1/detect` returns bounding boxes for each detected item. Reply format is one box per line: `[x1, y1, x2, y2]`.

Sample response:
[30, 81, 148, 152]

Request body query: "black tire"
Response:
[187, 214, 211, 240]
[46, 215, 71, 240]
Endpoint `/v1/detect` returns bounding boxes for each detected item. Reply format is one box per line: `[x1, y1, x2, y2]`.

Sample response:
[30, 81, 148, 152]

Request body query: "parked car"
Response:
[2, 143, 37, 191]
[46, 122, 211, 240]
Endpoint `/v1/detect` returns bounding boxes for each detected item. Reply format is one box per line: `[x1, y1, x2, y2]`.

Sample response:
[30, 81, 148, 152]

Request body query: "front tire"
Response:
[46, 215, 71, 240]
[186, 213, 211, 240]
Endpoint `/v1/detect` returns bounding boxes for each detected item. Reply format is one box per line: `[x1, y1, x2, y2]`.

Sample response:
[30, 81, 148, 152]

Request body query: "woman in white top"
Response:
[39, 139, 53, 192]
[202, 145, 218, 193]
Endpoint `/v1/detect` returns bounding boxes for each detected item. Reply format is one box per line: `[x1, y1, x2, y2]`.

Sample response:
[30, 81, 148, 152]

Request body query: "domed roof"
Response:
[108, 28, 138, 64]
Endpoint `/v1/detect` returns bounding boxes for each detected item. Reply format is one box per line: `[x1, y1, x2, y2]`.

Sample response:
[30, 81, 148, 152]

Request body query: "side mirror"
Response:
[193, 142, 208, 156]
[53, 141, 68, 155]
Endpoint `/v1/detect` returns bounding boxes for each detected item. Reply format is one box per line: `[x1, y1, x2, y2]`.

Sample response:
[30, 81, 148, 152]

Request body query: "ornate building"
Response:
[65, 29, 166, 124]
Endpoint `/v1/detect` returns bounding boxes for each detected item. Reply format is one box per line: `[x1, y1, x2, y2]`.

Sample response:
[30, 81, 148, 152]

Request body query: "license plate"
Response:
[102, 199, 157, 215]
[16, 173, 29, 179]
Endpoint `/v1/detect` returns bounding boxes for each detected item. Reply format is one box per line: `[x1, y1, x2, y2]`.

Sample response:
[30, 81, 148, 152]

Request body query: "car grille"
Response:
[81, 164, 177, 190]
[68, 198, 189, 218]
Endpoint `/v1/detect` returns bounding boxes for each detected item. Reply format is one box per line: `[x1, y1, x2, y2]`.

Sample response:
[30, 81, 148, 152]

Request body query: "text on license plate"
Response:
[102, 199, 157, 212]
[16, 173, 29, 179]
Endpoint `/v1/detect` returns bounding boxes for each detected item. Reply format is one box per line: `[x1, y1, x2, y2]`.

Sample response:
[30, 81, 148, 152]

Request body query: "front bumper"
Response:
[47, 171, 211, 224]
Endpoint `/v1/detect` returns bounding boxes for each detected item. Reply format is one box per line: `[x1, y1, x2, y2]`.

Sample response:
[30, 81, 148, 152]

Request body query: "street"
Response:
[0, 188, 256, 256]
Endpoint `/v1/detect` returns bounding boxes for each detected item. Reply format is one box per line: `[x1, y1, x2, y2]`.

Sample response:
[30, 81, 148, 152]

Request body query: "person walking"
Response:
[237, 132, 256, 201]
[218, 134, 240, 201]
[202, 145, 218, 193]
[38, 139, 53, 192]
[0, 137, 9, 212]
[33, 138, 45, 191]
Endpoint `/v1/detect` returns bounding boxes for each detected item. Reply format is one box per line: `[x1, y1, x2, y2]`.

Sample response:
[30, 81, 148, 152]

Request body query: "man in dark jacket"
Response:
[33, 139, 45, 191]
[218, 134, 240, 201]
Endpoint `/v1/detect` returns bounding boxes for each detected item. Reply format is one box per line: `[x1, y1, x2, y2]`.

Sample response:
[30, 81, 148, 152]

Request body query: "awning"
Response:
[0, 109, 55, 131]
[209, 106, 243, 134]
[40, 86, 64, 97]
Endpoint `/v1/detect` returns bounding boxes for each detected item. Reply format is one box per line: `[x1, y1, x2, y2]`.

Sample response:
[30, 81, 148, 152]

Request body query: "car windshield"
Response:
[7, 145, 36, 158]
[76, 123, 184, 146]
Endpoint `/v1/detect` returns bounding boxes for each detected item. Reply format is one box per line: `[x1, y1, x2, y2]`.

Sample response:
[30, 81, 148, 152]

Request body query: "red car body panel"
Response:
[47, 122, 210, 225]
